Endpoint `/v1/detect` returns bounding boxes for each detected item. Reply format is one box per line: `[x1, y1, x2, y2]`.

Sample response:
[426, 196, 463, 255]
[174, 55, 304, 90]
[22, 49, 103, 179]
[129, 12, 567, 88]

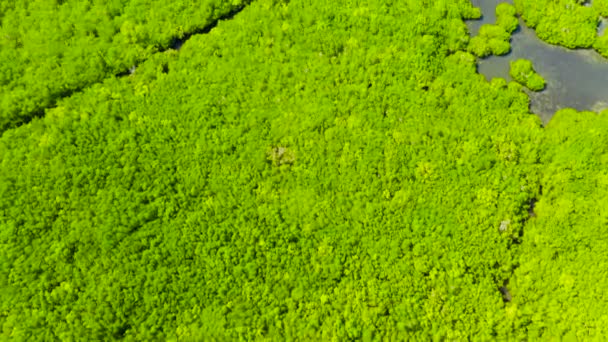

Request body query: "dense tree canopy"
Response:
[468, 3, 518, 57]
[0, 0, 250, 132]
[509, 59, 546, 91]
[1, 0, 608, 340]
[509, 107, 608, 340]
[514, 0, 607, 54]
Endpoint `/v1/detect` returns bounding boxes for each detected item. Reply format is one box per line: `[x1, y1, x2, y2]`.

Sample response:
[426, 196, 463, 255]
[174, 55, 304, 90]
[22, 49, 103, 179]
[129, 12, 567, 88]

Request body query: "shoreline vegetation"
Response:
[1, 0, 608, 339]
[468, 3, 518, 57]
[515, 0, 608, 56]
[469, 0, 608, 122]
[509, 59, 546, 91]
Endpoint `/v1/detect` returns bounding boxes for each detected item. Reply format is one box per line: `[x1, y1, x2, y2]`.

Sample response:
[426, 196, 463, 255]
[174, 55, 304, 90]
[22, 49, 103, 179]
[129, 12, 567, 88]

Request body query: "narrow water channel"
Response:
[467, 0, 608, 123]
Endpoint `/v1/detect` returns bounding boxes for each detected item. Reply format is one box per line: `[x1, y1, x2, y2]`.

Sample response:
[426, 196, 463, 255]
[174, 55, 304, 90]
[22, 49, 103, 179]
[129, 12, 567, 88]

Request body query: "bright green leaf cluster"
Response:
[0, 0, 250, 132]
[595, 0, 608, 17]
[496, 3, 519, 34]
[509, 59, 546, 91]
[514, 0, 599, 49]
[0, 0, 546, 339]
[468, 4, 518, 58]
[508, 108, 608, 339]
[2, 0, 608, 340]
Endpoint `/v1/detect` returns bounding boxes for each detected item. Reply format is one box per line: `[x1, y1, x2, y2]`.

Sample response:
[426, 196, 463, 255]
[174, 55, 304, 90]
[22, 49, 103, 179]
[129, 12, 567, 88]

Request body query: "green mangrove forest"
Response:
[2, 0, 608, 340]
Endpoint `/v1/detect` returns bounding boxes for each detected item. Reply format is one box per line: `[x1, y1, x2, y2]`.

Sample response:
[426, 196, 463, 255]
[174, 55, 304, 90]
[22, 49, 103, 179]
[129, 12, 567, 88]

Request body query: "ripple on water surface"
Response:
[467, 0, 608, 123]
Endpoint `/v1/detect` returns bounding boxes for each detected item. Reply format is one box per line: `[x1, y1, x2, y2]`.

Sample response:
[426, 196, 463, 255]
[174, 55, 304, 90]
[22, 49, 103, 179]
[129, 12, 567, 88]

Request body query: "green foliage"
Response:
[468, 35, 493, 57]
[0, 0, 251, 132]
[594, 31, 608, 57]
[468, 22, 513, 57]
[479, 24, 511, 42]
[594, 0, 608, 17]
[509, 59, 546, 92]
[496, 3, 519, 34]
[488, 37, 512, 56]
[0, 0, 548, 339]
[514, 0, 599, 49]
[2, 0, 608, 340]
[460, 3, 483, 20]
[508, 108, 608, 339]
[496, 2, 517, 18]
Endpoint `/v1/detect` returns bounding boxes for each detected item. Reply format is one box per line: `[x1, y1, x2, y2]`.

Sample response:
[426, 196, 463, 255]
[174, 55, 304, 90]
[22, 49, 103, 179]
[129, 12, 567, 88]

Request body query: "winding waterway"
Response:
[467, 0, 608, 123]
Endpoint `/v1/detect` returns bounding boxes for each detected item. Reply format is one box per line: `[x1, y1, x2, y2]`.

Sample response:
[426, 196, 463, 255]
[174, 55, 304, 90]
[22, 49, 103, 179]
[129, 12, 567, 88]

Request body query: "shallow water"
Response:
[466, 0, 608, 123]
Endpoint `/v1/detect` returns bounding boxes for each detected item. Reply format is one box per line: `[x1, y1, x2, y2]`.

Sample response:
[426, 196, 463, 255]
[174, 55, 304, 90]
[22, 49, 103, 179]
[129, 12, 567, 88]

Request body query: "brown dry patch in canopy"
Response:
[267, 146, 295, 166]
